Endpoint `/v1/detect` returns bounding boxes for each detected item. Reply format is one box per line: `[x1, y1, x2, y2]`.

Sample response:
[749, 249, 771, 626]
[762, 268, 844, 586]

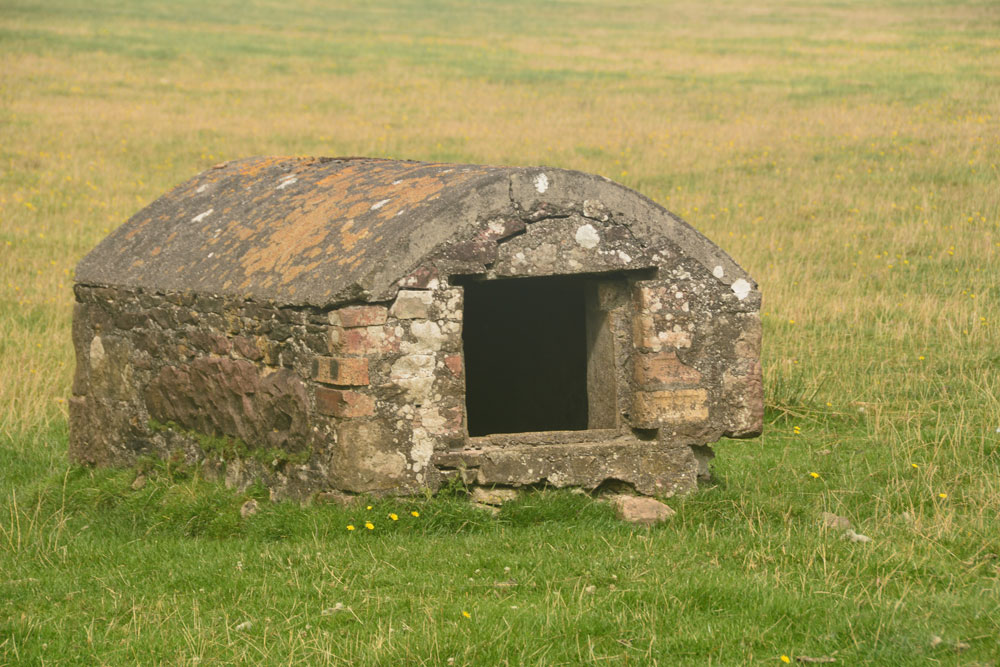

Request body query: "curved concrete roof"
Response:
[76, 157, 752, 307]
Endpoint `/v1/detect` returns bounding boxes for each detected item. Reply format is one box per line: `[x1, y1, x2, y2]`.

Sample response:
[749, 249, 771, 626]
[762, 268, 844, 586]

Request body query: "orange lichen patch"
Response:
[340, 219, 370, 253]
[149, 247, 161, 257]
[236, 157, 294, 178]
[123, 218, 150, 240]
[280, 259, 322, 285]
[238, 202, 332, 283]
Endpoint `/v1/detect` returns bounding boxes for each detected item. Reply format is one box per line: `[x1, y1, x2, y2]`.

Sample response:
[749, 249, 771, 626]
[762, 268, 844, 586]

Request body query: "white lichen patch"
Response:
[196, 183, 210, 194]
[391, 354, 435, 380]
[89, 335, 105, 365]
[370, 199, 391, 211]
[403, 320, 445, 353]
[191, 209, 214, 223]
[533, 172, 549, 193]
[276, 176, 297, 190]
[731, 278, 752, 300]
[617, 250, 632, 263]
[713, 265, 725, 279]
[575, 224, 600, 249]
[410, 429, 434, 474]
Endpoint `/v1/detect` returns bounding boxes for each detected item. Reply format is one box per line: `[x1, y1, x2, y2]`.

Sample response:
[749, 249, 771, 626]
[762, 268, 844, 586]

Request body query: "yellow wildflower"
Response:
[411, 511, 420, 518]
[810, 472, 820, 479]
[347, 525, 355, 531]
[365, 522, 374, 530]
[389, 513, 399, 521]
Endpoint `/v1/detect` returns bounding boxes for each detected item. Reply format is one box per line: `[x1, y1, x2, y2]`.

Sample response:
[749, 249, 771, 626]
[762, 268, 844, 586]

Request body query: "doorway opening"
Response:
[462, 274, 616, 437]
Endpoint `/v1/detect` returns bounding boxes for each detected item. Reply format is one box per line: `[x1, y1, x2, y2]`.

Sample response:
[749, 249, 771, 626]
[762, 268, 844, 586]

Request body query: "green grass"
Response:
[2, 0, 999, 662]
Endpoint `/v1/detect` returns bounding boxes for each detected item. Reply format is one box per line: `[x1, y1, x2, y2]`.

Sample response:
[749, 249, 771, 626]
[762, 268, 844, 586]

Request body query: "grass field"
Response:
[2, 0, 999, 663]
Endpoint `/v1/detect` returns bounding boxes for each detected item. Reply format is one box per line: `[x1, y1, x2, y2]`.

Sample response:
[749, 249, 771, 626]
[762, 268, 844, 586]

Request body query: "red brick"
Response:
[330, 305, 388, 328]
[331, 326, 399, 356]
[633, 351, 702, 387]
[313, 356, 369, 386]
[315, 388, 375, 418]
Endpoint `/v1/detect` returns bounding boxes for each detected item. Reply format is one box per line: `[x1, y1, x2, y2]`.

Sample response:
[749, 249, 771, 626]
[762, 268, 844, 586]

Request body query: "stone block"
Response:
[633, 351, 702, 387]
[632, 389, 708, 427]
[313, 356, 370, 386]
[390, 290, 433, 320]
[315, 388, 376, 418]
[721, 362, 763, 437]
[330, 305, 388, 328]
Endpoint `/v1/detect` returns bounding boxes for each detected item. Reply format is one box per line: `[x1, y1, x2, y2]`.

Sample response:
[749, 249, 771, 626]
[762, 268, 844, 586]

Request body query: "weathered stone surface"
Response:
[611, 495, 675, 525]
[144, 358, 311, 452]
[332, 420, 409, 493]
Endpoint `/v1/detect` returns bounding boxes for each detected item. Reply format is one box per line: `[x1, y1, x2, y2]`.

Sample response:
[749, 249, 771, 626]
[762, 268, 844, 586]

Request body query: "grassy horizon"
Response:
[2, 0, 999, 663]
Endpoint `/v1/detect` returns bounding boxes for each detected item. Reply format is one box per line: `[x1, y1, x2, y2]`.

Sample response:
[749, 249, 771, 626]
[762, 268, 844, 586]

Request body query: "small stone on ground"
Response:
[612, 495, 675, 525]
[821, 511, 852, 530]
[240, 499, 259, 518]
[470, 487, 519, 506]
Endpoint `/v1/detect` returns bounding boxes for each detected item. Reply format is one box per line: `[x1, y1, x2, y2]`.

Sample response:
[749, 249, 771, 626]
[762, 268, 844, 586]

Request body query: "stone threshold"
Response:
[467, 428, 625, 448]
[431, 437, 699, 497]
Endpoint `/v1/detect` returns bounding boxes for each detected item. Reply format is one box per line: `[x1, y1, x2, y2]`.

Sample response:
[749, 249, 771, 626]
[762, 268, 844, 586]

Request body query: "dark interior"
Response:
[462, 275, 589, 436]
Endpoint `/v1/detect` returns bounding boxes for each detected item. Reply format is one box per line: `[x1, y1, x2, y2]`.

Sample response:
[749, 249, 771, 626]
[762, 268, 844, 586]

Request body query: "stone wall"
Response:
[70, 282, 467, 500]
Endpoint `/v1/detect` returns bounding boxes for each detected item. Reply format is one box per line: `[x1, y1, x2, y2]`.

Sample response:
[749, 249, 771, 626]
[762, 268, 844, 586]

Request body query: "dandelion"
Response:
[810, 472, 820, 479]
[461, 610, 471, 619]
[938, 493, 947, 499]
[365, 522, 374, 530]
[347, 525, 355, 531]
[389, 513, 398, 521]
[366, 505, 373, 510]
[918, 356, 925, 361]
[911, 463, 919, 469]
[781, 656, 791, 664]
[411, 511, 420, 518]
[793, 426, 802, 434]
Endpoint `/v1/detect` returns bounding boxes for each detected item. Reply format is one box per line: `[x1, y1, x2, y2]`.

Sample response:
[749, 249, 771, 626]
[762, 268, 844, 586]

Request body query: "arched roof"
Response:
[76, 157, 752, 307]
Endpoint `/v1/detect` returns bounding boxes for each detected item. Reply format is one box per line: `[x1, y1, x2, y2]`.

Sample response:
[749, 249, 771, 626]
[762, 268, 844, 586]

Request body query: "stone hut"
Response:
[70, 157, 762, 500]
